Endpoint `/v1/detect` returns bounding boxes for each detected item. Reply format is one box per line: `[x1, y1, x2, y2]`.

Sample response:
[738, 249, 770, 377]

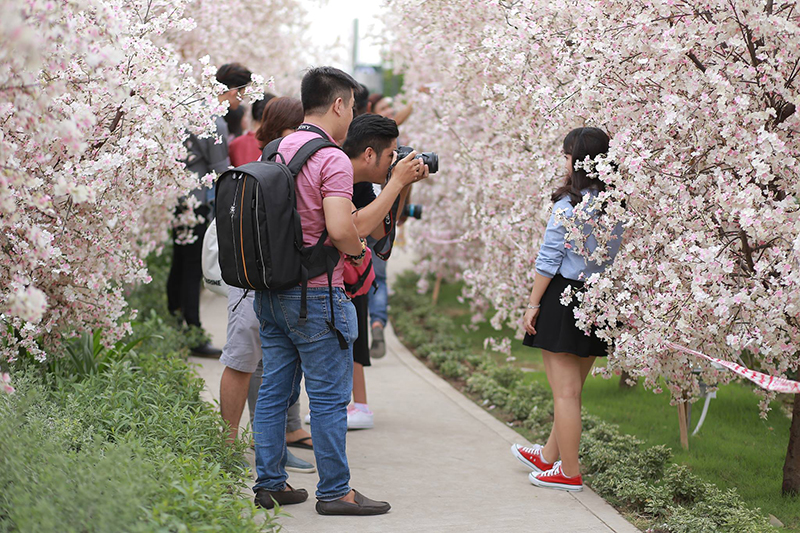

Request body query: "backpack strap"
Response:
[297, 229, 348, 350]
[263, 124, 341, 176]
[345, 256, 373, 295]
[262, 138, 285, 163]
[286, 137, 341, 177]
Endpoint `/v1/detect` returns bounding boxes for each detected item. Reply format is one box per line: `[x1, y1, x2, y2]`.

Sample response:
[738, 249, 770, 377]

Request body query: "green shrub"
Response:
[1, 351, 275, 532]
[488, 365, 524, 389]
[0, 381, 156, 532]
[439, 359, 468, 379]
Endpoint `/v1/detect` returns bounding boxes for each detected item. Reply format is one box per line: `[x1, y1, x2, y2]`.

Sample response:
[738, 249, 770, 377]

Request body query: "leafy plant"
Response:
[1, 345, 277, 532]
[47, 328, 150, 381]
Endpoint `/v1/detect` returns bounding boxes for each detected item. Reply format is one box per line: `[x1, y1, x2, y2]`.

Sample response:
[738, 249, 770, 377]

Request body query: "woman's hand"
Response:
[523, 308, 540, 336]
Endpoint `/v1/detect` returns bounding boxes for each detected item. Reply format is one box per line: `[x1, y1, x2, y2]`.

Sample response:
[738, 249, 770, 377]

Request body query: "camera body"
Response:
[385, 145, 436, 222]
[394, 145, 439, 174]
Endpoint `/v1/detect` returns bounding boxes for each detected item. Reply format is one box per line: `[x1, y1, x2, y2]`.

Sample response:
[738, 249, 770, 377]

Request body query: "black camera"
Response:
[403, 204, 423, 219]
[395, 145, 439, 174]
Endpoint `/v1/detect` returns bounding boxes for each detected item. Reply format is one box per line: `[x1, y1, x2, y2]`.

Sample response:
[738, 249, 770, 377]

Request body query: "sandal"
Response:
[287, 436, 313, 450]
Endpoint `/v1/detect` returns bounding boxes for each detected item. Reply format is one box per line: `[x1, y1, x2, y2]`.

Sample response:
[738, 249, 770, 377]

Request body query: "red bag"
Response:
[343, 246, 377, 298]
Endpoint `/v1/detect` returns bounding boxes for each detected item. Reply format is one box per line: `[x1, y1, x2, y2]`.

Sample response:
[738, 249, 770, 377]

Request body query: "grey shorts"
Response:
[219, 288, 262, 373]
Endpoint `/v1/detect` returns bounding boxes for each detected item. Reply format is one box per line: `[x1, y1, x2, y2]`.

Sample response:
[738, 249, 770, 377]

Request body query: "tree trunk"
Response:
[677, 401, 689, 451]
[619, 370, 636, 388]
[783, 392, 800, 495]
[432, 273, 444, 306]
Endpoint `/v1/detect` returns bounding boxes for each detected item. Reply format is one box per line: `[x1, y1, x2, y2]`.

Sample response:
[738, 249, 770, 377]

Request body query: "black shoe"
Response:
[254, 484, 309, 510]
[315, 490, 391, 516]
[190, 342, 222, 357]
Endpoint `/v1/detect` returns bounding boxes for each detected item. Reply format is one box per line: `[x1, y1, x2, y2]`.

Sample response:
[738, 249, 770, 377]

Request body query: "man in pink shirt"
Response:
[251, 67, 390, 516]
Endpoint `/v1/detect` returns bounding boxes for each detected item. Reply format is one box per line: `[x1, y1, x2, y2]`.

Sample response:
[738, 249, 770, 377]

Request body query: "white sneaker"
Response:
[347, 406, 374, 430]
[303, 413, 311, 425]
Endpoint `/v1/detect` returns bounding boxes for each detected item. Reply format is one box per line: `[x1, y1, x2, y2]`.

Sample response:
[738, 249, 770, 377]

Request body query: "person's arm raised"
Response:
[323, 197, 363, 256]
[394, 102, 413, 126]
[351, 151, 425, 239]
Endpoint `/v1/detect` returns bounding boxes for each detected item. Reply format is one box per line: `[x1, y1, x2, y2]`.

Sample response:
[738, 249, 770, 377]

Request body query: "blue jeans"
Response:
[252, 287, 357, 500]
[367, 237, 388, 327]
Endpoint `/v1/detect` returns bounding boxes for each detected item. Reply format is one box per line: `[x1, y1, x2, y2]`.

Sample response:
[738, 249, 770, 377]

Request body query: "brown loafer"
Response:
[254, 484, 309, 509]
[315, 490, 391, 516]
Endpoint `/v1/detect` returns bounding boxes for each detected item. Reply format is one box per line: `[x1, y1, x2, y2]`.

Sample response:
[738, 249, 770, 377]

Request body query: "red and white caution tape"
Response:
[666, 342, 800, 394]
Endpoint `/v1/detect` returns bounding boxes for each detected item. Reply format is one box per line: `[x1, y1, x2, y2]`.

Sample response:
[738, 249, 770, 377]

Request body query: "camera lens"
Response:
[403, 204, 423, 219]
[419, 152, 438, 174]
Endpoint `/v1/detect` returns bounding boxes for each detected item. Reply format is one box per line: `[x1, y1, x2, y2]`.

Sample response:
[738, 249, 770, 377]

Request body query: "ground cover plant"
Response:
[0, 253, 276, 532]
[0, 325, 276, 532]
[392, 271, 792, 531]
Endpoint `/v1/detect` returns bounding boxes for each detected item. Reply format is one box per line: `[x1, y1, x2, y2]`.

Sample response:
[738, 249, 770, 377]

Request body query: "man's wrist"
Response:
[346, 239, 367, 260]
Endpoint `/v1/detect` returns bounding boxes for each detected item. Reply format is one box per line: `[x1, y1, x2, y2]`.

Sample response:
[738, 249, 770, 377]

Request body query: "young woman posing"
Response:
[511, 127, 622, 492]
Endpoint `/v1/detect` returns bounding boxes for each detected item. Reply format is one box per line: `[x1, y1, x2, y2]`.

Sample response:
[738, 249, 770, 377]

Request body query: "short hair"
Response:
[216, 63, 252, 90]
[224, 105, 245, 138]
[251, 93, 275, 123]
[301, 67, 360, 115]
[342, 114, 399, 159]
[255, 97, 304, 149]
[354, 84, 370, 116]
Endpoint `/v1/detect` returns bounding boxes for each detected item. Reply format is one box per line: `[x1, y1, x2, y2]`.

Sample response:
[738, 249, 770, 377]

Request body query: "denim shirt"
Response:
[534, 189, 622, 282]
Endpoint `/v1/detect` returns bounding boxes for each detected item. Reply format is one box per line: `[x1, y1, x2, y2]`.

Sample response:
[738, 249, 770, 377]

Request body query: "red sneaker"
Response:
[511, 443, 554, 473]
[529, 462, 583, 492]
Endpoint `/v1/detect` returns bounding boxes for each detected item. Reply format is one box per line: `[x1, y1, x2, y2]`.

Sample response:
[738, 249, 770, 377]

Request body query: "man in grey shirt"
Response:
[167, 63, 251, 357]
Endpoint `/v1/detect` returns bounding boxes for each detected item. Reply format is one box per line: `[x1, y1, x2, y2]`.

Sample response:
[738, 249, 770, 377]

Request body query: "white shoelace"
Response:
[538, 460, 564, 478]
[519, 443, 543, 455]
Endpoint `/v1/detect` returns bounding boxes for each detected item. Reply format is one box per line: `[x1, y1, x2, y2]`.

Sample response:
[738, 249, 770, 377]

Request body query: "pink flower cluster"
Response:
[386, 0, 800, 411]
[0, 0, 272, 362]
[1, 372, 13, 394]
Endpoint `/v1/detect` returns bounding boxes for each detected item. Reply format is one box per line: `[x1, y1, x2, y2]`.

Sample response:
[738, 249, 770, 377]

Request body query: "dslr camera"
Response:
[394, 145, 439, 174]
[387, 145, 438, 221]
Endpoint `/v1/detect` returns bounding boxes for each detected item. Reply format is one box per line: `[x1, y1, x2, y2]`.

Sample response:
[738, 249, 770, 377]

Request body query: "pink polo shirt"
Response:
[277, 125, 353, 288]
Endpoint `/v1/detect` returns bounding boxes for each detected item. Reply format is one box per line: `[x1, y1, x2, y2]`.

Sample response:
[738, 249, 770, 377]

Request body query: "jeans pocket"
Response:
[277, 293, 331, 342]
[334, 294, 358, 346]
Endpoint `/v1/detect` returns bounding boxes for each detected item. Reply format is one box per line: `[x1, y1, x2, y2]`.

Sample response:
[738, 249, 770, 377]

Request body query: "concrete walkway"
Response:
[190, 247, 638, 532]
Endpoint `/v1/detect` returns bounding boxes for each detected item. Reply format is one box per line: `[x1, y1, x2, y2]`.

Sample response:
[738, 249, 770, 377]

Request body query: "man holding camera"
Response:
[341, 114, 431, 429]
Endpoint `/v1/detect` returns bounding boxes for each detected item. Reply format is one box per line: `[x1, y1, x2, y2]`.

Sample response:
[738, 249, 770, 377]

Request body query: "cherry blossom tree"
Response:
[0, 0, 265, 364]
[386, 0, 800, 492]
[169, 0, 319, 94]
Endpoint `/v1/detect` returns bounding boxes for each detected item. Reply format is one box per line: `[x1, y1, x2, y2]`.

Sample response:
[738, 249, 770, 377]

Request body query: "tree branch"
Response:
[739, 229, 755, 273]
[687, 52, 706, 72]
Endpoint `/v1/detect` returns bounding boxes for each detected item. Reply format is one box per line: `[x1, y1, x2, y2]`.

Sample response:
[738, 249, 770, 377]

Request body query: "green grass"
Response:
[429, 277, 799, 530]
[435, 280, 544, 370]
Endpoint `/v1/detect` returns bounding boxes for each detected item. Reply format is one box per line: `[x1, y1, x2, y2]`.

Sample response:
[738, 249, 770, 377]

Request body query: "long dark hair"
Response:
[255, 97, 304, 149]
[367, 93, 385, 113]
[552, 127, 610, 205]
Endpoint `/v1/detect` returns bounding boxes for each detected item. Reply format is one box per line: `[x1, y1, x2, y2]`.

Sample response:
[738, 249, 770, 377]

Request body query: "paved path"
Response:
[190, 246, 638, 533]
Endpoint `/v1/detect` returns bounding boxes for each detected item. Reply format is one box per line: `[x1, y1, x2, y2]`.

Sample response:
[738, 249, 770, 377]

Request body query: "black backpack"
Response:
[215, 124, 348, 349]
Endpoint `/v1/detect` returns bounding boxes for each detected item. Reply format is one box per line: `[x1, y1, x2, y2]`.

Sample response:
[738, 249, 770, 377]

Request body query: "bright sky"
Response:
[299, 0, 387, 70]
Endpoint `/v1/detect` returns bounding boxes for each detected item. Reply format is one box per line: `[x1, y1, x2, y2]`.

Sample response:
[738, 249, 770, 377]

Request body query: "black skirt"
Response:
[523, 274, 609, 358]
[352, 294, 371, 366]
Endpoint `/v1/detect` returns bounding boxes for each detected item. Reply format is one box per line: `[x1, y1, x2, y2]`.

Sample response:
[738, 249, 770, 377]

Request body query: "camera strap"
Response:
[296, 123, 331, 138]
[372, 195, 401, 261]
